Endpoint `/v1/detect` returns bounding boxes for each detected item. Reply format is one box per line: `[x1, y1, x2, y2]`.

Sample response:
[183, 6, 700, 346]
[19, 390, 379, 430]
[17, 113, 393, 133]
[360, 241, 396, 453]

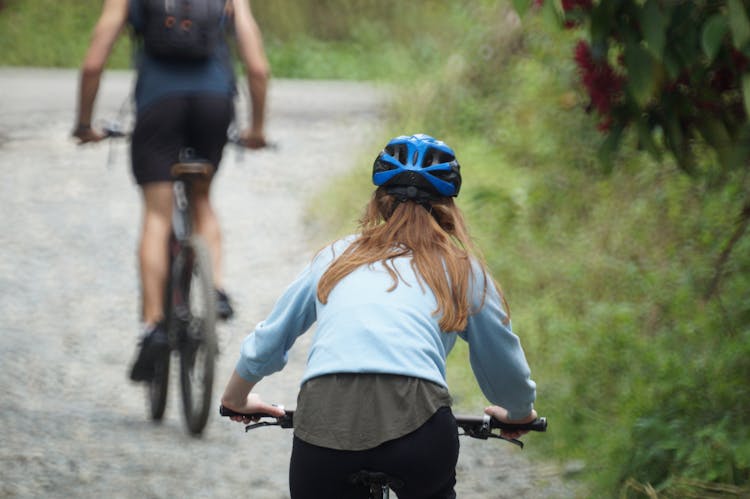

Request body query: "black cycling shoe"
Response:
[129, 323, 169, 382]
[216, 289, 234, 320]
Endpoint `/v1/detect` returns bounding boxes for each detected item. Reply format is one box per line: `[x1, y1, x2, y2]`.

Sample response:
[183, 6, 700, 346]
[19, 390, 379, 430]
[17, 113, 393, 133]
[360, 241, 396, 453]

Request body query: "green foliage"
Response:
[0, 0, 472, 81]
[256, 0, 471, 80]
[0, 0, 132, 68]
[481, 21, 750, 497]
[528, 0, 750, 175]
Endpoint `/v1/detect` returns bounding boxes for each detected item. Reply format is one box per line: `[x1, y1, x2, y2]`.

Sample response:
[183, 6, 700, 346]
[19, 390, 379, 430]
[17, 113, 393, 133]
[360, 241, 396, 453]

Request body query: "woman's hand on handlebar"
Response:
[484, 405, 538, 440]
[220, 392, 286, 424]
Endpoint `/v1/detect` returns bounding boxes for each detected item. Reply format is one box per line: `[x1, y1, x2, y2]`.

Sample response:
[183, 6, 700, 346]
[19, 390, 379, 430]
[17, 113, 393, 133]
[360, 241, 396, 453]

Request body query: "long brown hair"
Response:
[317, 187, 510, 331]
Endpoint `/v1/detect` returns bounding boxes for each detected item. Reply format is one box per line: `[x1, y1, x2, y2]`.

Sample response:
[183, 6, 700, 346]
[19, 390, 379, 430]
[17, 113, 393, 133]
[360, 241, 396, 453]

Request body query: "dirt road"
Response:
[0, 68, 578, 498]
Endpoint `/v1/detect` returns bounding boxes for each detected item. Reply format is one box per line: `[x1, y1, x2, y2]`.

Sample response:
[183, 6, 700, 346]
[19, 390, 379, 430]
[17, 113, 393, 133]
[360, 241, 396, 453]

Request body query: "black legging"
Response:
[289, 406, 459, 499]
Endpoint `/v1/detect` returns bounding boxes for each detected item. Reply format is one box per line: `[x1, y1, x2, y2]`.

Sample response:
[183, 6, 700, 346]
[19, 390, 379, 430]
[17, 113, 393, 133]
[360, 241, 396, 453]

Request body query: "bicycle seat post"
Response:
[349, 470, 402, 499]
[171, 179, 189, 242]
[169, 154, 215, 242]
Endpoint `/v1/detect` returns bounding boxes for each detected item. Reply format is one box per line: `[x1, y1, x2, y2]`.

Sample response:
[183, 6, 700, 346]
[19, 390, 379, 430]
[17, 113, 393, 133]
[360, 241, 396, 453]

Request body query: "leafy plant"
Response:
[515, 0, 750, 174]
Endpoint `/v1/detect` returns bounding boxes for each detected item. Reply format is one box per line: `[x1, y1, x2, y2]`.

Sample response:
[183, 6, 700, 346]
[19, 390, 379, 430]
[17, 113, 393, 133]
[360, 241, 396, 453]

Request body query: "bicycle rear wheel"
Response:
[175, 236, 217, 435]
[149, 350, 170, 421]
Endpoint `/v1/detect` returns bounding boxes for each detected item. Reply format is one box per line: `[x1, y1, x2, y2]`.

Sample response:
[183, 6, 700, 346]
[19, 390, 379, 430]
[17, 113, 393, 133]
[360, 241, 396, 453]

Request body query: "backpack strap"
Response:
[129, 0, 145, 33]
[220, 0, 233, 29]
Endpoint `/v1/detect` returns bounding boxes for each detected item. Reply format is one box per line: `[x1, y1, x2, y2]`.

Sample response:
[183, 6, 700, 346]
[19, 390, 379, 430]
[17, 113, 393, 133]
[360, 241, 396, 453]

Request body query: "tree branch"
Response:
[703, 199, 750, 301]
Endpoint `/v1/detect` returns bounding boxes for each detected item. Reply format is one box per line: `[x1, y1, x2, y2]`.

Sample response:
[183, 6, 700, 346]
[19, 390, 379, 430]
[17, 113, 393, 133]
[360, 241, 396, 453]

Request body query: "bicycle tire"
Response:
[148, 350, 170, 420]
[176, 236, 217, 435]
[149, 234, 181, 422]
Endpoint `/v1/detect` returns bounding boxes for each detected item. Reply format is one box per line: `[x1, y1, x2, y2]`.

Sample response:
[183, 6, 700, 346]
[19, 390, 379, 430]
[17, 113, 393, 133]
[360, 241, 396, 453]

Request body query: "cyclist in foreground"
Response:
[72, 0, 270, 382]
[221, 134, 538, 498]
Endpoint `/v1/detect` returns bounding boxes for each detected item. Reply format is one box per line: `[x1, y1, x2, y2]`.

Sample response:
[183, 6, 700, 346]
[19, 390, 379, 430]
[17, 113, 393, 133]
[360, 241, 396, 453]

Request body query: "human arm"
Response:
[220, 370, 285, 423]
[224, 260, 318, 423]
[234, 259, 319, 381]
[459, 267, 537, 420]
[73, 0, 129, 144]
[232, 0, 270, 148]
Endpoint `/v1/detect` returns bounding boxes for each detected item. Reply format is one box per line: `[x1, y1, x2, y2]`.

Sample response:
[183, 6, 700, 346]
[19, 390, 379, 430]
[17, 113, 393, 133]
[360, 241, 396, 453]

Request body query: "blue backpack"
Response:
[135, 0, 229, 61]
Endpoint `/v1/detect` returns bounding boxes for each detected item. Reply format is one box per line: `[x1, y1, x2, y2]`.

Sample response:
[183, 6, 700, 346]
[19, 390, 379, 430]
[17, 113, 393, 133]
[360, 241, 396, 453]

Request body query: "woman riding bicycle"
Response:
[221, 134, 538, 499]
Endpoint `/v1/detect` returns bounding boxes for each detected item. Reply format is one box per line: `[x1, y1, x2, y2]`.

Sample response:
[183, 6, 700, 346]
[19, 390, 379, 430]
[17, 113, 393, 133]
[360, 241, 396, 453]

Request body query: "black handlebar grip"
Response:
[219, 405, 292, 420]
[103, 126, 126, 138]
[219, 405, 269, 419]
[455, 415, 548, 432]
[493, 417, 547, 432]
[219, 405, 240, 417]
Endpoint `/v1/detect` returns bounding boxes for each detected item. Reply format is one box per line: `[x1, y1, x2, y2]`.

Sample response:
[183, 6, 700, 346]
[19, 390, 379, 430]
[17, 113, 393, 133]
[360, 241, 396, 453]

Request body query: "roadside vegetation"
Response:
[2, 1, 748, 496]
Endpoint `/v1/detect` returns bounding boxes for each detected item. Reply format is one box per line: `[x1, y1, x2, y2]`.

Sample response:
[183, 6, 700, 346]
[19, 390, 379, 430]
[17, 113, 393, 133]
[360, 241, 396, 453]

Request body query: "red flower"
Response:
[562, 0, 592, 11]
[574, 40, 624, 117]
[731, 49, 749, 72]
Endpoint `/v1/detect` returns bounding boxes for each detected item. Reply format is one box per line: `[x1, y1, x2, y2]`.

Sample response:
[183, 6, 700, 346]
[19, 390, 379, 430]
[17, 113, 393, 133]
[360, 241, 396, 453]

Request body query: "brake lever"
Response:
[244, 420, 281, 432]
[458, 414, 525, 448]
[243, 410, 293, 432]
[495, 434, 524, 448]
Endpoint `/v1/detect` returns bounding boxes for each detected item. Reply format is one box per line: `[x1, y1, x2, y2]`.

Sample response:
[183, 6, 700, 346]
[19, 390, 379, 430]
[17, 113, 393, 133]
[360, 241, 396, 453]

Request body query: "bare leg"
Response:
[139, 182, 173, 325]
[190, 179, 224, 289]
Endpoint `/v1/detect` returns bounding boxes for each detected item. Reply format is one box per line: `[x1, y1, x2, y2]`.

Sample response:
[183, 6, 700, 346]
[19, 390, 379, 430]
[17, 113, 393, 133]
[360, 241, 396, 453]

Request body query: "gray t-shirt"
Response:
[294, 373, 453, 451]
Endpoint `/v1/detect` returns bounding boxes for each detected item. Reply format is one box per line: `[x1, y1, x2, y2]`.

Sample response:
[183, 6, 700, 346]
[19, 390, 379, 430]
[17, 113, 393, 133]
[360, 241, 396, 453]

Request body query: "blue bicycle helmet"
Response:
[372, 134, 461, 199]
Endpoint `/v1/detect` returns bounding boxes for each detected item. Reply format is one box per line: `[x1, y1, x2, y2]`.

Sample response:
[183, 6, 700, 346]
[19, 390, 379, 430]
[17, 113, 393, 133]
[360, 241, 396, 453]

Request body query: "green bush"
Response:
[0, 0, 132, 68]
[452, 17, 750, 497]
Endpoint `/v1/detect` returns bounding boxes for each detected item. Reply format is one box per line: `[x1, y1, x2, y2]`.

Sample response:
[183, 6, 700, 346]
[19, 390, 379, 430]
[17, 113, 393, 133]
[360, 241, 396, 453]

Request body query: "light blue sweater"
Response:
[236, 236, 537, 419]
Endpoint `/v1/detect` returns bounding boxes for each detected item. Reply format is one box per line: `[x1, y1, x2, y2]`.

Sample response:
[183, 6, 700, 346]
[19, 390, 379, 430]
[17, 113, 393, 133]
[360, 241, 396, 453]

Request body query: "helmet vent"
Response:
[424, 147, 454, 166]
[386, 144, 409, 165]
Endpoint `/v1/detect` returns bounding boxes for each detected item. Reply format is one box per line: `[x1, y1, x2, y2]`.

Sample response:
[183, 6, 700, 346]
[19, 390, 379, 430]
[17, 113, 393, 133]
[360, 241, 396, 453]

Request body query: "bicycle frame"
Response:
[148, 154, 218, 434]
[165, 157, 215, 346]
[171, 178, 193, 244]
[165, 176, 196, 345]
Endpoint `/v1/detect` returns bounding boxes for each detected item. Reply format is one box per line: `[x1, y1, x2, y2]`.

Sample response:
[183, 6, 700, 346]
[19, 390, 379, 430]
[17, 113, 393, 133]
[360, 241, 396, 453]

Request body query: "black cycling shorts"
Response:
[289, 406, 460, 499]
[130, 94, 233, 185]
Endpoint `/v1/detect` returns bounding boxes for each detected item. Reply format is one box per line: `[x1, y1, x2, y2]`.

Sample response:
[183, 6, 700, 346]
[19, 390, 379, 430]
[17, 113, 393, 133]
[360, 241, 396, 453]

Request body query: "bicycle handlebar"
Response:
[454, 414, 547, 433]
[103, 125, 126, 138]
[101, 125, 277, 150]
[220, 405, 295, 429]
[219, 405, 546, 448]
